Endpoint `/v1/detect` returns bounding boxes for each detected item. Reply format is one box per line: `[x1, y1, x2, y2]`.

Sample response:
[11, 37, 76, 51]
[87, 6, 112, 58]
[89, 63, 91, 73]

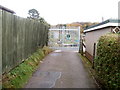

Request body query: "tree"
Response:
[28, 9, 40, 19]
[39, 17, 45, 23]
[27, 9, 50, 26]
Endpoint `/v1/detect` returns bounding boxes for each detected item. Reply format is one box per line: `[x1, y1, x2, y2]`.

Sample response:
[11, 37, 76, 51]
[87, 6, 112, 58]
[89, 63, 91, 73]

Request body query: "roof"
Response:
[0, 5, 15, 14]
[84, 19, 120, 33]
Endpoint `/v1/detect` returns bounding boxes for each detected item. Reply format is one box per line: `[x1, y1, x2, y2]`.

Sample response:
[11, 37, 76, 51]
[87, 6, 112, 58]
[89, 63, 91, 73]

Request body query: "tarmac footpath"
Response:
[25, 50, 98, 88]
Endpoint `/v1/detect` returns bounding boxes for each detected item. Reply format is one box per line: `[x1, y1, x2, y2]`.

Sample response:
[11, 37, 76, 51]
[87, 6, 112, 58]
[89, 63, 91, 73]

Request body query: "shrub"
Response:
[94, 33, 120, 88]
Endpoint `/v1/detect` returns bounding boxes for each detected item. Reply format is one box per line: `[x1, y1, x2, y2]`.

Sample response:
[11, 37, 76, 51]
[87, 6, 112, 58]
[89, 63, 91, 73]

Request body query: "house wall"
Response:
[85, 27, 112, 61]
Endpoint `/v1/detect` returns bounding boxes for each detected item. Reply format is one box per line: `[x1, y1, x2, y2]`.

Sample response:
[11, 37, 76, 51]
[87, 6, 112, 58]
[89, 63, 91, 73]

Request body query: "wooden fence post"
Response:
[79, 38, 83, 55]
[92, 43, 96, 69]
[0, 9, 2, 88]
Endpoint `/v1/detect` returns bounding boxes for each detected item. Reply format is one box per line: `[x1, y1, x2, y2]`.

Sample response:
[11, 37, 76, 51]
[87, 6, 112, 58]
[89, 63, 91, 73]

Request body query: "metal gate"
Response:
[48, 26, 80, 51]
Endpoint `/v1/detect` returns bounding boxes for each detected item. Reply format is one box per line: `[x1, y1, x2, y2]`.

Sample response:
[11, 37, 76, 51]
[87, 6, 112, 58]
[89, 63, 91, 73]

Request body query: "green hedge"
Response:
[94, 33, 120, 88]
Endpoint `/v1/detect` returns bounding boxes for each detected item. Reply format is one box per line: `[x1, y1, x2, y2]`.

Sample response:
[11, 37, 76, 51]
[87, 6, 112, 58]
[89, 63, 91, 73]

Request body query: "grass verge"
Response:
[2, 46, 53, 88]
[79, 54, 102, 89]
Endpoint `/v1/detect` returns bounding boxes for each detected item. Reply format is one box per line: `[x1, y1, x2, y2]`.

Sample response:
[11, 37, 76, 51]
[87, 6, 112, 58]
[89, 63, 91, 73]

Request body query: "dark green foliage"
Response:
[28, 9, 40, 19]
[94, 33, 120, 88]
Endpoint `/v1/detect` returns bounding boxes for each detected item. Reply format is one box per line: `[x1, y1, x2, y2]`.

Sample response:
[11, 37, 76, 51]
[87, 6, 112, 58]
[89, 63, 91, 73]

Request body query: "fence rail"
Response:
[1, 10, 49, 73]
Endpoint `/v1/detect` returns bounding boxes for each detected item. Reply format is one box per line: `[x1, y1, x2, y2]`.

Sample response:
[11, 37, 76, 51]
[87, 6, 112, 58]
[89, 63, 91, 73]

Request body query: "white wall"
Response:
[85, 27, 112, 56]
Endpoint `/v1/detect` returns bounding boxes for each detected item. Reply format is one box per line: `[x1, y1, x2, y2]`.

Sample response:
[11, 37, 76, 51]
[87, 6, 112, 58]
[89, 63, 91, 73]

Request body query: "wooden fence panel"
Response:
[0, 9, 2, 75]
[13, 15, 17, 67]
[2, 11, 8, 72]
[2, 10, 5, 72]
[2, 10, 49, 73]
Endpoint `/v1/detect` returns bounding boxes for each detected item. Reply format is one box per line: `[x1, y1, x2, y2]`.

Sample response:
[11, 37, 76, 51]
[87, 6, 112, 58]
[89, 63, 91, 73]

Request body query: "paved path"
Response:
[25, 50, 98, 88]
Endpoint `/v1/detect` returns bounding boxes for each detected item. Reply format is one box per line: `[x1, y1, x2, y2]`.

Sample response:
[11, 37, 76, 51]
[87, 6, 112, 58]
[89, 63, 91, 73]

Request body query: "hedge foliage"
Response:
[94, 33, 120, 88]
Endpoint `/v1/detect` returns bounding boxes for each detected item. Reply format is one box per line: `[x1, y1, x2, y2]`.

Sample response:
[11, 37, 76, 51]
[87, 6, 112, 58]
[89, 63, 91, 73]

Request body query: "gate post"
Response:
[0, 9, 2, 89]
[78, 26, 83, 54]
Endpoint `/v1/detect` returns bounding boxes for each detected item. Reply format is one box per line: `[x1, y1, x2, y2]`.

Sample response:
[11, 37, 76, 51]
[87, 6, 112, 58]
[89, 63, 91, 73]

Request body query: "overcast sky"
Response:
[1, 0, 120, 25]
